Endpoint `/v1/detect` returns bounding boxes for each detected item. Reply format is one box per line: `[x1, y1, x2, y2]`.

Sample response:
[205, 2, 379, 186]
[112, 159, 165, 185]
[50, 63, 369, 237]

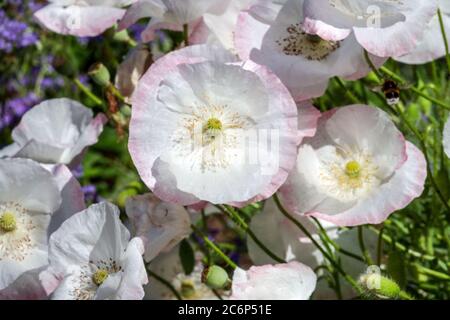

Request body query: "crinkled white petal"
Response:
[231, 261, 317, 300]
[125, 193, 191, 262]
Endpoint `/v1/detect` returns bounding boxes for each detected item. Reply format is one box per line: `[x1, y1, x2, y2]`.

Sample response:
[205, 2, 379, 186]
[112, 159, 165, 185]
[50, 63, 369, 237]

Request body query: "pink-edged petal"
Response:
[44, 164, 86, 237]
[394, 14, 450, 64]
[297, 101, 320, 144]
[34, 4, 125, 37]
[114, 238, 148, 300]
[353, 2, 438, 57]
[309, 142, 427, 226]
[0, 267, 59, 300]
[231, 261, 317, 300]
[118, 0, 165, 31]
[302, 17, 351, 41]
[141, 19, 184, 42]
[129, 45, 238, 191]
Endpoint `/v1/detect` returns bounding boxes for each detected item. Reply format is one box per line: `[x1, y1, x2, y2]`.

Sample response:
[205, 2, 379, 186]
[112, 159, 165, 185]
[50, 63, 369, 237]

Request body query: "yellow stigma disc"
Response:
[93, 269, 109, 286]
[345, 161, 361, 178]
[203, 118, 222, 132]
[181, 280, 196, 299]
[0, 212, 17, 232]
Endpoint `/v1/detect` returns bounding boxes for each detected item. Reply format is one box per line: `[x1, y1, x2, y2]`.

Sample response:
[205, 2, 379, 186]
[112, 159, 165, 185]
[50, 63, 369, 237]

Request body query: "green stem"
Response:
[146, 268, 183, 300]
[438, 8, 450, 75]
[273, 194, 363, 294]
[398, 290, 414, 300]
[334, 77, 360, 104]
[358, 226, 374, 265]
[364, 50, 384, 79]
[376, 227, 384, 266]
[312, 218, 365, 263]
[74, 78, 103, 106]
[368, 226, 447, 264]
[183, 24, 189, 46]
[107, 84, 127, 103]
[191, 224, 237, 269]
[415, 264, 450, 281]
[218, 205, 286, 264]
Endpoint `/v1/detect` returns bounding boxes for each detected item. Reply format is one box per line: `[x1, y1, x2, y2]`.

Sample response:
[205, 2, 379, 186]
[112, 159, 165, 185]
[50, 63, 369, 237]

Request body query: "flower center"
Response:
[92, 269, 109, 286]
[276, 23, 340, 60]
[0, 212, 17, 232]
[345, 160, 361, 178]
[203, 118, 223, 132]
[180, 280, 196, 299]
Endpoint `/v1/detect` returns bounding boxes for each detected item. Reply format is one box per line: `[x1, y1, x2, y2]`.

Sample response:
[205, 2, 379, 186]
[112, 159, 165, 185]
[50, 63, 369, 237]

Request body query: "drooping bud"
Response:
[88, 63, 111, 88]
[201, 265, 230, 290]
[358, 268, 413, 300]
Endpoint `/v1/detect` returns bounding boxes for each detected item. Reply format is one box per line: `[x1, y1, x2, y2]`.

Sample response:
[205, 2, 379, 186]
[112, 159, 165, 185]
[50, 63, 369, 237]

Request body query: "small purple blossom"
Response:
[82, 184, 100, 204]
[0, 93, 40, 131]
[0, 9, 38, 53]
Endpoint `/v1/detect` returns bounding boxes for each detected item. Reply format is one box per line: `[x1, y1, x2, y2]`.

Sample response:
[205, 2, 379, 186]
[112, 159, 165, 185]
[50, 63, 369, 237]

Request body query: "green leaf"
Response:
[387, 251, 407, 289]
[179, 239, 195, 275]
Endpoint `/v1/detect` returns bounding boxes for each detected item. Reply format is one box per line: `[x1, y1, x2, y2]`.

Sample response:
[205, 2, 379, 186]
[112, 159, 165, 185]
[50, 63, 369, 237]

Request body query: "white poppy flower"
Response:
[0, 158, 61, 293]
[0, 98, 107, 168]
[235, 0, 386, 101]
[247, 198, 377, 299]
[0, 163, 86, 300]
[231, 261, 317, 300]
[118, 0, 221, 42]
[34, 0, 136, 37]
[280, 105, 427, 226]
[125, 193, 191, 262]
[394, 1, 450, 64]
[302, 0, 438, 58]
[47, 202, 147, 300]
[129, 44, 299, 206]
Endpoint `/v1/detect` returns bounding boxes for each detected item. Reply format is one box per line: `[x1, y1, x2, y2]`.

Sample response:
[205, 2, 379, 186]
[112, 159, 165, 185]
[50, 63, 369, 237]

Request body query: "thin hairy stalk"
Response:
[358, 226, 374, 265]
[312, 217, 365, 263]
[146, 268, 183, 300]
[438, 9, 450, 75]
[273, 194, 363, 294]
[191, 224, 238, 269]
[74, 78, 103, 106]
[334, 77, 360, 104]
[216, 205, 286, 263]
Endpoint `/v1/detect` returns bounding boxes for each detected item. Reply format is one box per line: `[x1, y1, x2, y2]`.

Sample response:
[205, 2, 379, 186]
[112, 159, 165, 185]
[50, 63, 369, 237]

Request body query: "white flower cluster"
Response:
[1, 0, 448, 300]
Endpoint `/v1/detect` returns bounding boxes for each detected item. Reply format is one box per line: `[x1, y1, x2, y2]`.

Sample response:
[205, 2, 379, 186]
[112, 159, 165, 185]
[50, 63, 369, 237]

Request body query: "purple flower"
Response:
[0, 93, 40, 131]
[82, 184, 100, 204]
[0, 8, 38, 53]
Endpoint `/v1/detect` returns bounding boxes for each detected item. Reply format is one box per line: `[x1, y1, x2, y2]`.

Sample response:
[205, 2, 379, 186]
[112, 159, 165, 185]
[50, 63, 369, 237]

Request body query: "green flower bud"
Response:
[201, 265, 230, 290]
[360, 273, 401, 299]
[88, 63, 111, 88]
